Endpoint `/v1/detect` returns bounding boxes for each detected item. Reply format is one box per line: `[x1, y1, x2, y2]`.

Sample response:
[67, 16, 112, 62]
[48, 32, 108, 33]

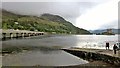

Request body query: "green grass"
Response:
[2, 10, 91, 34]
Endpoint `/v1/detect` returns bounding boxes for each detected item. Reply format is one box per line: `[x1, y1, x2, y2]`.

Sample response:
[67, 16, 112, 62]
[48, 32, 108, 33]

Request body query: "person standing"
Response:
[113, 44, 118, 54]
[106, 42, 109, 50]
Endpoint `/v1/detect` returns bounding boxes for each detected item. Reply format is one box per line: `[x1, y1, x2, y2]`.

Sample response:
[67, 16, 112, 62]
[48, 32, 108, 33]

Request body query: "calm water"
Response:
[2, 35, 119, 66]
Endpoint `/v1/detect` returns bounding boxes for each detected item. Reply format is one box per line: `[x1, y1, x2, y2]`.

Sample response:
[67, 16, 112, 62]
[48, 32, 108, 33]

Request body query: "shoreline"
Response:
[1, 47, 119, 67]
[62, 48, 120, 67]
[1, 35, 120, 67]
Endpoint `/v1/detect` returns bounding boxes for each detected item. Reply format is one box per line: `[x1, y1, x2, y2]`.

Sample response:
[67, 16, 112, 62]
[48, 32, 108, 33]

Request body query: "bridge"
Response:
[1, 29, 45, 40]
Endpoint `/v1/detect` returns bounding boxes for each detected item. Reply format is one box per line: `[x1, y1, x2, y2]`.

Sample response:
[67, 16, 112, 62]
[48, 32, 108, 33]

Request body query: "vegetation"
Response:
[2, 10, 91, 34]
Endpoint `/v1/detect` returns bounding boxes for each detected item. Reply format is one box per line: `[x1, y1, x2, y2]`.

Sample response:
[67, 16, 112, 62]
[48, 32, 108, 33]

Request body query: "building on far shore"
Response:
[101, 29, 114, 35]
[107, 29, 112, 34]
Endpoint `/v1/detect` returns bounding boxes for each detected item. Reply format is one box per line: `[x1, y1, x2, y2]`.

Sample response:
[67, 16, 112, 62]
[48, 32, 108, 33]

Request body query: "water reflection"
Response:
[37, 46, 61, 54]
[75, 35, 119, 49]
[3, 50, 88, 66]
[2, 35, 119, 66]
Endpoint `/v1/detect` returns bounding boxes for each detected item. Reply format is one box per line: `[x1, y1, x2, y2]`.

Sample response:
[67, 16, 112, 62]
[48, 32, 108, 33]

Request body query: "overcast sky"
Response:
[1, 0, 119, 30]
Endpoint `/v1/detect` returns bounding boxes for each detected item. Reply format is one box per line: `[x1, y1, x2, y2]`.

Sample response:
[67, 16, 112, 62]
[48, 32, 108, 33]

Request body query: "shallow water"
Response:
[3, 50, 88, 66]
[2, 35, 119, 66]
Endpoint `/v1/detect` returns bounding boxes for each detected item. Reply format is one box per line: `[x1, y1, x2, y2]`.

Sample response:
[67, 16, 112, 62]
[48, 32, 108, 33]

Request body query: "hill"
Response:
[90, 29, 120, 34]
[2, 10, 91, 34]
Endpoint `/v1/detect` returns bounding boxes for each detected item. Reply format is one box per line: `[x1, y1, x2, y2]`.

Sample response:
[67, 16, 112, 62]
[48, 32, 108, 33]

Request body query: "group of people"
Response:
[106, 42, 119, 54]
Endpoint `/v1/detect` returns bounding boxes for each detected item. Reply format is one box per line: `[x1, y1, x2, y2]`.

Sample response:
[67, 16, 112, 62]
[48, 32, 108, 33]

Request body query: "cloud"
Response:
[100, 20, 118, 29]
[2, 0, 117, 30]
[2, 2, 97, 25]
[76, 0, 118, 30]
[2, 0, 110, 2]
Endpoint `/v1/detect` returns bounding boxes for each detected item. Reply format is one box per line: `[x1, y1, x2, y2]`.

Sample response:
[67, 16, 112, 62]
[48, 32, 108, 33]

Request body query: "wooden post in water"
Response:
[20, 33, 23, 38]
[2, 33, 6, 40]
[16, 33, 19, 38]
[36, 33, 38, 36]
[10, 33, 13, 39]
[32, 33, 35, 36]
[26, 33, 29, 37]
[34, 33, 36, 36]
[28, 33, 31, 37]
[24, 33, 26, 37]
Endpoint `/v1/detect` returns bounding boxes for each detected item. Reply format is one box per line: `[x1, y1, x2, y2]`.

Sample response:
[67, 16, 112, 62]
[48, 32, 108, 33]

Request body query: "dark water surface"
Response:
[2, 35, 118, 66]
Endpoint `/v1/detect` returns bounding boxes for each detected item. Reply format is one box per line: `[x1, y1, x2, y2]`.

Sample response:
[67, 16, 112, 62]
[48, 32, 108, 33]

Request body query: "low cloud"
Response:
[2, 0, 117, 30]
[2, 2, 97, 25]
[76, 0, 118, 30]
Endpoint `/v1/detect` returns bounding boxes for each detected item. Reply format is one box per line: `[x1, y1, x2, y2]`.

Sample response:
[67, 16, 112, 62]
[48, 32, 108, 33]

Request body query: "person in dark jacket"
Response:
[113, 44, 118, 54]
[106, 42, 109, 50]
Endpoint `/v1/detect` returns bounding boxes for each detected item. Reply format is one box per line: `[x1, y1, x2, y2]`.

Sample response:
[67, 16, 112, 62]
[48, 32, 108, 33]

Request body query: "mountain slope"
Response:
[2, 10, 91, 34]
[90, 29, 120, 34]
